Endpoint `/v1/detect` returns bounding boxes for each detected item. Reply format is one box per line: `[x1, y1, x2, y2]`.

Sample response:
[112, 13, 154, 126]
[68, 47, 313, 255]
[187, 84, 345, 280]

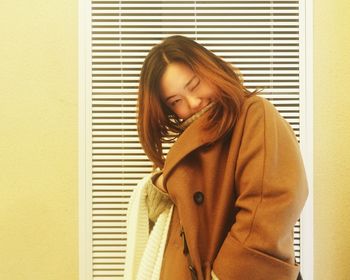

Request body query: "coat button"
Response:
[188, 265, 198, 279]
[193, 191, 204, 204]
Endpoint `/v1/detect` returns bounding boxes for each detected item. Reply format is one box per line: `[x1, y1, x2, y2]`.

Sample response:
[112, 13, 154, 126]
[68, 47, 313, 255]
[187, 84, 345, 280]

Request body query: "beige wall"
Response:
[314, 0, 350, 279]
[0, 1, 78, 279]
[0, 0, 350, 279]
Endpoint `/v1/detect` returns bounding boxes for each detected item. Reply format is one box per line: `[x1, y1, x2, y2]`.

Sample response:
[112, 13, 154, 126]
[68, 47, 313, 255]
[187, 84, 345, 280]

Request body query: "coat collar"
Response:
[163, 108, 216, 184]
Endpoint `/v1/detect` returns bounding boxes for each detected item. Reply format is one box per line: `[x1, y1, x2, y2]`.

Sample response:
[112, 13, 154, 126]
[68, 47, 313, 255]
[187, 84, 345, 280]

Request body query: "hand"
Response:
[154, 173, 167, 193]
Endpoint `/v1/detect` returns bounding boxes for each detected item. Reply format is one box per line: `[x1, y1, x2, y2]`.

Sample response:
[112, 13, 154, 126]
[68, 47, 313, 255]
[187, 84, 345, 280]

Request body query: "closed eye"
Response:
[171, 99, 182, 107]
[191, 79, 200, 91]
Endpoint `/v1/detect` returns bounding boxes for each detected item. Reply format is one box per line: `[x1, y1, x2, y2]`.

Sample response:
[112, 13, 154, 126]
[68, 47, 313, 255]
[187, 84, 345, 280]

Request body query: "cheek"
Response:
[171, 105, 191, 120]
[175, 109, 189, 120]
[205, 91, 216, 100]
[201, 84, 218, 99]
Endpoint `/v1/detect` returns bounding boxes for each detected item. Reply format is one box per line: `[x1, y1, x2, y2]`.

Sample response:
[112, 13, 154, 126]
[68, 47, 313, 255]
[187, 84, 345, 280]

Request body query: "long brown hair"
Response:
[137, 35, 262, 169]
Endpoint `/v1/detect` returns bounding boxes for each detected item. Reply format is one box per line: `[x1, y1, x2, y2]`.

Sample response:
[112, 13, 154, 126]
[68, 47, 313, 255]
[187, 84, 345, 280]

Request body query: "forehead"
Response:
[160, 62, 195, 99]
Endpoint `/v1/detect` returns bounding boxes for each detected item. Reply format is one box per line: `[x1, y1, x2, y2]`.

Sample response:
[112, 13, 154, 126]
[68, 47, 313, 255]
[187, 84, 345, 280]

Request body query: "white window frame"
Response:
[79, 0, 314, 279]
[79, 1, 93, 279]
[298, 0, 314, 279]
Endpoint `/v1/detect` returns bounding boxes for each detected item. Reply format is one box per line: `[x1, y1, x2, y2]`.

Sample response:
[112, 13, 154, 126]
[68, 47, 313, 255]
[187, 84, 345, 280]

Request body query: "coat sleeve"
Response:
[212, 98, 309, 280]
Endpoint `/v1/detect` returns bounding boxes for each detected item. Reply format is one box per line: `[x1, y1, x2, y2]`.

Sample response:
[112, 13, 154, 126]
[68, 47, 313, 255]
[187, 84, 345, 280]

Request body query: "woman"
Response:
[131, 35, 308, 280]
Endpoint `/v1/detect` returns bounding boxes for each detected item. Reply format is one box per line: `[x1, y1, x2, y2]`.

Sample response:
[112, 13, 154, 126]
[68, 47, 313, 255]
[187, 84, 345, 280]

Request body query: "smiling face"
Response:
[160, 62, 217, 120]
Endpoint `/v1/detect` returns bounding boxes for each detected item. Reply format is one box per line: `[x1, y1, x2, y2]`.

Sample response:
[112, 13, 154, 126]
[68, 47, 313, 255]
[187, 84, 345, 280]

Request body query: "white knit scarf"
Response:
[124, 174, 174, 280]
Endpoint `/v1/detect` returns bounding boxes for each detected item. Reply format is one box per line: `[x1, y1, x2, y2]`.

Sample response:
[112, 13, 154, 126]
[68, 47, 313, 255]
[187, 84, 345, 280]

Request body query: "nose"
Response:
[185, 95, 202, 111]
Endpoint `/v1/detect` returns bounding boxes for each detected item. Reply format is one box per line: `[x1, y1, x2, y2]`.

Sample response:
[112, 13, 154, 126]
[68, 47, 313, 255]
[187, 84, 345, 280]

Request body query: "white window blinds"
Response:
[80, 1, 308, 279]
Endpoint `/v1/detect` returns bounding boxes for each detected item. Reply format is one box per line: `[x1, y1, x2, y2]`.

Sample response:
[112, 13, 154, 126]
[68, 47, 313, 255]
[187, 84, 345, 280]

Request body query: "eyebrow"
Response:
[165, 75, 196, 102]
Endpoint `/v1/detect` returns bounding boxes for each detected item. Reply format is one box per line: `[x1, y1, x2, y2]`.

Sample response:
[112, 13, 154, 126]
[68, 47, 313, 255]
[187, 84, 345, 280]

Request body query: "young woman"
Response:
[132, 35, 308, 280]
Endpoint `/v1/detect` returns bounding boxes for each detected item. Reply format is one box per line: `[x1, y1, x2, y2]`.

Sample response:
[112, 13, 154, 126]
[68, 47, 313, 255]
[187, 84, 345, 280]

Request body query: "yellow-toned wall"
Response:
[0, 1, 78, 279]
[0, 0, 349, 279]
[314, 0, 350, 279]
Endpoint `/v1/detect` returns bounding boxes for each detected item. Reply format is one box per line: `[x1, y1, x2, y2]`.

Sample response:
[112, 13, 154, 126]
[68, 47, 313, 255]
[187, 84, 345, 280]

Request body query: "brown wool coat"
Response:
[158, 95, 309, 280]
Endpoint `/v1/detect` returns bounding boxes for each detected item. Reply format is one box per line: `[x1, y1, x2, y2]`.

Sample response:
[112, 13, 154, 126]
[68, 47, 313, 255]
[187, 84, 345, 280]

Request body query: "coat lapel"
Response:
[163, 110, 216, 183]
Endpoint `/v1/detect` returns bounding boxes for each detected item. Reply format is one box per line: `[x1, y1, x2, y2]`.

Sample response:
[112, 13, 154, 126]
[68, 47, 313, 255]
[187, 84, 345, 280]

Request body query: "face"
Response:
[160, 62, 217, 120]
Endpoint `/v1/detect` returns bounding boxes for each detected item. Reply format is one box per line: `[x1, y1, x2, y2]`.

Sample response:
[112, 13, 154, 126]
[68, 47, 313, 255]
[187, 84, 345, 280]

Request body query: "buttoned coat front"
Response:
[158, 95, 309, 280]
